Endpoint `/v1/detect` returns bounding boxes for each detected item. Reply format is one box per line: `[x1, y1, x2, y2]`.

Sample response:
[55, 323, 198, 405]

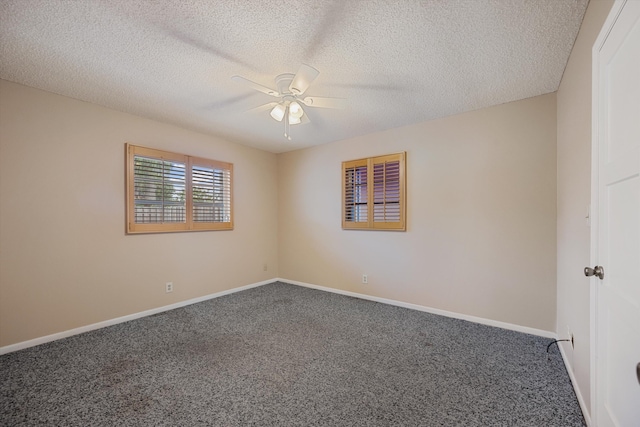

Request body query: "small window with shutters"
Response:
[342, 152, 406, 231]
[126, 144, 233, 233]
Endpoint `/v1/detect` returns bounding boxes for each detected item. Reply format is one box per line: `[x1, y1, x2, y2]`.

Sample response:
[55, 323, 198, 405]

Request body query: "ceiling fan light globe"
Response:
[270, 103, 286, 122]
[289, 101, 304, 118]
[289, 115, 301, 125]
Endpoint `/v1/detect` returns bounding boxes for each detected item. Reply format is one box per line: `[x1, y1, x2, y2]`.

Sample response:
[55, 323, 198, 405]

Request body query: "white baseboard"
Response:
[0, 278, 275, 355]
[559, 344, 591, 426]
[277, 277, 557, 339]
[1, 277, 557, 356]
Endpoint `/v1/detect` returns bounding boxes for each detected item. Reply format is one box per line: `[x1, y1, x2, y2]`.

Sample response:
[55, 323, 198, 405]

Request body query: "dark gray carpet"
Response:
[1, 282, 584, 426]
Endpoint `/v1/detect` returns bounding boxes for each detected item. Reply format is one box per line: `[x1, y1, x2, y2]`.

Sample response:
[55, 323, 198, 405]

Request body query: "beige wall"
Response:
[278, 93, 557, 332]
[0, 80, 279, 347]
[556, 0, 613, 416]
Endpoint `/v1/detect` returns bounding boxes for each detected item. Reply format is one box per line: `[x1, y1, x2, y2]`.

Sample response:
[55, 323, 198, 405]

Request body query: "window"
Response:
[342, 152, 406, 231]
[126, 144, 233, 233]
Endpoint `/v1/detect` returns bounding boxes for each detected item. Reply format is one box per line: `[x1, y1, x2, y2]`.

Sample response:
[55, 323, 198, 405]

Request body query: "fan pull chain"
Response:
[284, 105, 291, 140]
[284, 113, 288, 139]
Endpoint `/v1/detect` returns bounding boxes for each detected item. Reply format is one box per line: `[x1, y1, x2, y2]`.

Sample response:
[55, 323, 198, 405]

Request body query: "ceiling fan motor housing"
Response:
[275, 73, 295, 96]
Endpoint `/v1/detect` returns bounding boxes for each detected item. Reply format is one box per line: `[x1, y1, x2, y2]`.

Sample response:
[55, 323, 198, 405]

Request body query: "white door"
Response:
[591, 1, 640, 426]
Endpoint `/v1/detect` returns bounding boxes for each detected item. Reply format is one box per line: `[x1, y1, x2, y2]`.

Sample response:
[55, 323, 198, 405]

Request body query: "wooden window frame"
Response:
[126, 144, 233, 234]
[342, 152, 406, 231]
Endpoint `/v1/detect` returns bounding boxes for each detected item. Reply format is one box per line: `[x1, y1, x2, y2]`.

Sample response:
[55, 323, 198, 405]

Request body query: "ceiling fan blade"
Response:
[301, 96, 346, 109]
[289, 64, 319, 95]
[246, 102, 278, 113]
[231, 76, 280, 97]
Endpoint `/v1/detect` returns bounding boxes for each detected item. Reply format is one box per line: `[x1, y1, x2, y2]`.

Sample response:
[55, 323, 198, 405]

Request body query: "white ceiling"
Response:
[0, 0, 588, 153]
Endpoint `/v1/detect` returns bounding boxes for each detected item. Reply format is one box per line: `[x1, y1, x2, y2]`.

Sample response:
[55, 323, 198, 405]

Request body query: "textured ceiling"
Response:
[0, 0, 588, 153]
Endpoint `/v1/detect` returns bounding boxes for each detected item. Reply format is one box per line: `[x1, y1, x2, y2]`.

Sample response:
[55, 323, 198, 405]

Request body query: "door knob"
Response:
[584, 265, 605, 280]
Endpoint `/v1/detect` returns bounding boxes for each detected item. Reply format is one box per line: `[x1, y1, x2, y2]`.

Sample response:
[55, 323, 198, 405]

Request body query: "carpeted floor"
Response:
[1, 282, 584, 426]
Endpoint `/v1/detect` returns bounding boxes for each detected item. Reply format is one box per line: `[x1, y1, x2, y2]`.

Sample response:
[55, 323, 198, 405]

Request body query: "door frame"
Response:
[589, 0, 628, 424]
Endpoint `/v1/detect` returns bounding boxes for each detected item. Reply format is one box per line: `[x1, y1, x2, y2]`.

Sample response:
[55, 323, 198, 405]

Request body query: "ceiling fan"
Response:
[231, 64, 346, 140]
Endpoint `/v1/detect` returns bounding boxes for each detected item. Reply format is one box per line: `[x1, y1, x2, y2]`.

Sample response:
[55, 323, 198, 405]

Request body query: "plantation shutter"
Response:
[134, 156, 186, 223]
[343, 159, 370, 229]
[126, 144, 233, 233]
[128, 145, 188, 233]
[191, 158, 233, 230]
[372, 153, 404, 229]
[342, 152, 405, 231]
